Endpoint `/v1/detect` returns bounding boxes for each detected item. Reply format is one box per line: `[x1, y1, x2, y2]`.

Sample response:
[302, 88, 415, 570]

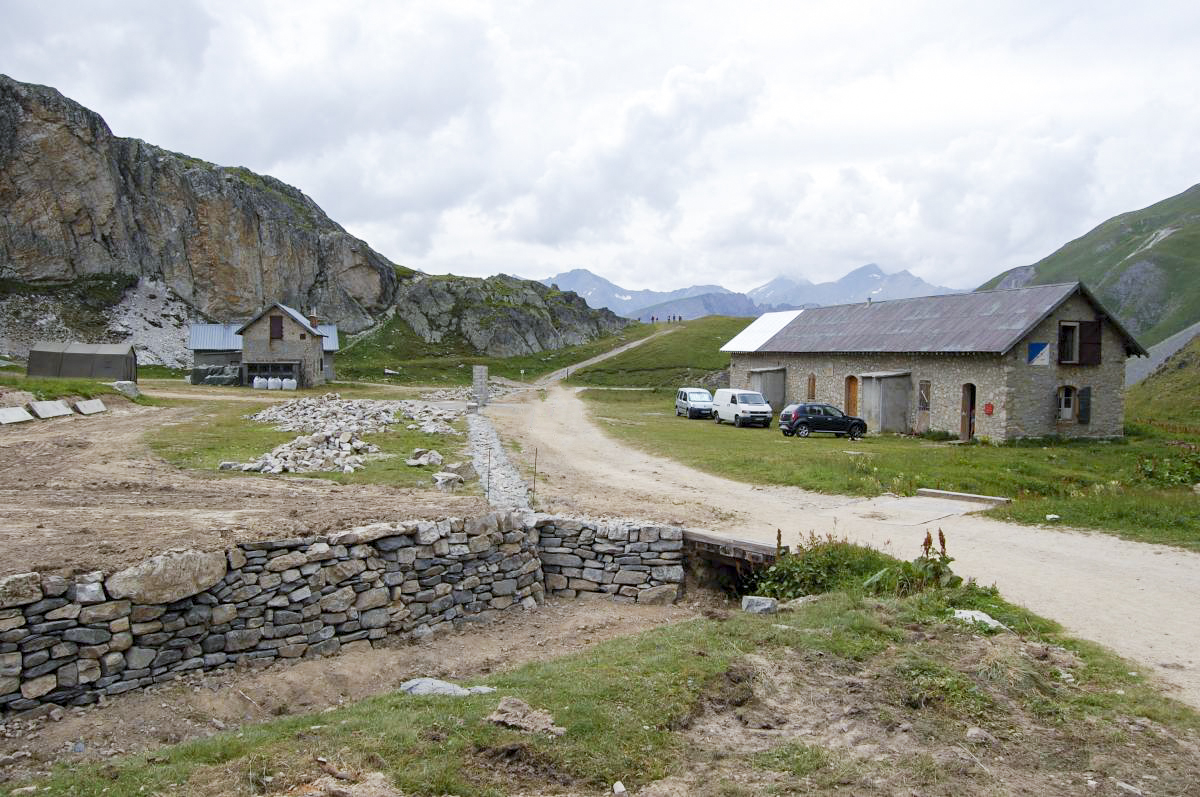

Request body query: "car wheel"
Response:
[782, 428, 794, 437]
[849, 424, 864, 440]
[714, 414, 721, 424]
[795, 423, 810, 437]
[734, 415, 742, 427]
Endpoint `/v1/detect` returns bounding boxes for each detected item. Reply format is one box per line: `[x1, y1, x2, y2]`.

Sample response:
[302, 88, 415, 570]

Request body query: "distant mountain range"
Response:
[540, 264, 957, 320]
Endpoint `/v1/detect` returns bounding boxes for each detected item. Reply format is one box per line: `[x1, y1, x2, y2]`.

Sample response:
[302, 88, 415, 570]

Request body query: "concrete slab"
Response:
[821, 495, 984, 527]
[0, 406, 35, 425]
[27, 400, 73, 419]
[74, 399, 108, 415]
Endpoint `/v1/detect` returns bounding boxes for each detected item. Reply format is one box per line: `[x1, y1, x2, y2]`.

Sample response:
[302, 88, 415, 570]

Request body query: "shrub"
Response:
[749, 534, 896, 599]
[863, 530, 964, 596]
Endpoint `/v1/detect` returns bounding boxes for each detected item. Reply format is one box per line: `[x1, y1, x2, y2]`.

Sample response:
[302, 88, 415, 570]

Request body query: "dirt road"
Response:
[488, 384, 1200, 709]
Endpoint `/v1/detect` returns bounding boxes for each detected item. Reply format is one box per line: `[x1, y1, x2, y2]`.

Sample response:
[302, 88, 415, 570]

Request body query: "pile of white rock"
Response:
[421, 381, 518, 403]
[396, 401, 461, 436]
[248, 393, 403, 435]
[224, 428, 380, 475]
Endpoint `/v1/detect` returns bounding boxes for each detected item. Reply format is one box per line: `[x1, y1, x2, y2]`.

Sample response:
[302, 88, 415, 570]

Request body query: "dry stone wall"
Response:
[0, 512, 685, 714]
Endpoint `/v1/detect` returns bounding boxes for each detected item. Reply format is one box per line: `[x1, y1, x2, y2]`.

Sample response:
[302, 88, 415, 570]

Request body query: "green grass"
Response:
[9, 577, 1196, 796]
[979, 182, 1200, 347]
[337, 312, 656, 385]
[0, 372, 153, 403]
[566, 316, 748, 387]
[138, 364, 188, 379]
[146, 400, 466, 487]
[579, 388, 1200, 549]
[1126, 334, 1200, 429]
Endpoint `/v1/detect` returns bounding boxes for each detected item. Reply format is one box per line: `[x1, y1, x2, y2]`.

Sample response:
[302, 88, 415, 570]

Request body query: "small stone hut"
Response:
[189, 307, 340, 385]
[234, 303, 330, 387]
[26, 341, 137, 382]
[722, 282, 1146, 440]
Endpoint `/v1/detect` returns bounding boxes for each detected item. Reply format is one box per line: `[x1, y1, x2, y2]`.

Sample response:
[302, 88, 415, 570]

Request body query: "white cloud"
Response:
[3, 0, 1200, 293]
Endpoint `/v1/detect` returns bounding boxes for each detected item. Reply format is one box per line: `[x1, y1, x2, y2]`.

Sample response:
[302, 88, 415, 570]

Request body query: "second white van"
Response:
[712, 388, 773, 427]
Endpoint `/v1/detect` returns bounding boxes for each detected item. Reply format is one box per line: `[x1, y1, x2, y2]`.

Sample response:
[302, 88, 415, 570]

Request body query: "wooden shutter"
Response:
[1077, 387, 1091, 425]
[270, 316, 283, 340]
[1078, 320, 1102, 365]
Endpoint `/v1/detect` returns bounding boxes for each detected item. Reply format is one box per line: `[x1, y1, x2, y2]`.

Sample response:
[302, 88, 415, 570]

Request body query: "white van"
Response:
[712, 388, 773, 427]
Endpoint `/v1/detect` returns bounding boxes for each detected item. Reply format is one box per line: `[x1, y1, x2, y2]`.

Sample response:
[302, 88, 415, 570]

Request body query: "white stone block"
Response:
[28, 400, 72, 419]
[74, 399, 108, 415]
[0, 407, 34, 425]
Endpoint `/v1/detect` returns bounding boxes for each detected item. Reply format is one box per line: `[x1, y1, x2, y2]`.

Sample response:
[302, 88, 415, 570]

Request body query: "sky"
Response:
[3, 1, 1200, 293]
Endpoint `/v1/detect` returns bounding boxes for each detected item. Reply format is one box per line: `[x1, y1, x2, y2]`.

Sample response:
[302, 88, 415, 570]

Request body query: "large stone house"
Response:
[188, 303, 339, 387]
[722, 282, 1146, 440]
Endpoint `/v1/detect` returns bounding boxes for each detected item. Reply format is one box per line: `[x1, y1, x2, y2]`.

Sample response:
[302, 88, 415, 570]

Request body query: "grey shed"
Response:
[26, 342, 138, 381]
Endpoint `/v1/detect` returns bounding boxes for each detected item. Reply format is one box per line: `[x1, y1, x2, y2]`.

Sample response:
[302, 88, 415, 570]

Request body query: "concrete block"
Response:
[74, 399, 108, 415]
[28, 400, 72, 419]
[0, 407, 34, 425]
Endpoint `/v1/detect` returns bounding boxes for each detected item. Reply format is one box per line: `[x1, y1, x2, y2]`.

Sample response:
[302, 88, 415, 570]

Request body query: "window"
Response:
[806, 373, 817, 400]
[1058, 322, 1078, 363]
[299, 333, 306, 340]
[1057, 386, 1076, 421]
[269, 315, 283, 340]
[918, 380, 931, 412]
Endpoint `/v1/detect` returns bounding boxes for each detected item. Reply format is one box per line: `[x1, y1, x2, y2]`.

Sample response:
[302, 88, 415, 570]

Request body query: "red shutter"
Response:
[1078, 321, 1102, 365]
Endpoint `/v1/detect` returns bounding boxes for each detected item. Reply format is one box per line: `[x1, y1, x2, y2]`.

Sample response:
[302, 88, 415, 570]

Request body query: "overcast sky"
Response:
[4, 1, 1200, 292]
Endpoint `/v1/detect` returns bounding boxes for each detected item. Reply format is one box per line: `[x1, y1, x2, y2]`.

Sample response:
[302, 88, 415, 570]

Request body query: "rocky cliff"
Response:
[0, 74, 400, 334]
[0, 75, 626, 364]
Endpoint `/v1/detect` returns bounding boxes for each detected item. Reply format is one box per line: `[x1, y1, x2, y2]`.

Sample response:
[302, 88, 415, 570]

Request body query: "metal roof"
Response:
[720, 310, 804, 352]
[29, 341, 136, 356]
[191, 318, 339, 351]
[235, 303, 321, 336]
[189, 323, 242, 351]
[737, 283, 1146, 356]
[317, 324, 339, 352]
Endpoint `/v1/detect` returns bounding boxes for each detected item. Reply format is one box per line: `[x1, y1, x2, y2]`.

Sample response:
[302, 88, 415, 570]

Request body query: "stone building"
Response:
[722, 282, 1146, 441]
[189, 304, 339, 385]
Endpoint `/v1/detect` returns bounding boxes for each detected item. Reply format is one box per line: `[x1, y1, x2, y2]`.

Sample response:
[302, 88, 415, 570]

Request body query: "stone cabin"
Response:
[722, 282, 1146, 441]
[188, 304, 340, 387]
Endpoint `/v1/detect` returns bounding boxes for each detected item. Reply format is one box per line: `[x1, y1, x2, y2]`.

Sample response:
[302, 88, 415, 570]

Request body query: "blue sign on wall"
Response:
[1027, 342, 1049, 366]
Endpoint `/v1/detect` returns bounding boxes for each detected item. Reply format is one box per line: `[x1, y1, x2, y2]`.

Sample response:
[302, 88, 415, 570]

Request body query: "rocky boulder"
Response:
[105, 549, 227, 604]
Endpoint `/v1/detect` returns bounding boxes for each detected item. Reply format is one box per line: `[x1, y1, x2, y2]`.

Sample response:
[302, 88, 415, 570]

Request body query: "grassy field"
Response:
[336, 313, 657, 385]
[0, 372, 153, 403]
[565, 316, 749, 387]
[8, 564, 1196, 796]
[580, 389, 1200, 549]
[147, 399, 467, 488]
[1126, 334, 1200, 429]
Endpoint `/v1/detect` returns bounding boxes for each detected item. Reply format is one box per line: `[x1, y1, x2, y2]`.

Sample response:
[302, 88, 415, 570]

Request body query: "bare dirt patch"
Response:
[0, 593, 705, 785]
[0, 398, 486, 577]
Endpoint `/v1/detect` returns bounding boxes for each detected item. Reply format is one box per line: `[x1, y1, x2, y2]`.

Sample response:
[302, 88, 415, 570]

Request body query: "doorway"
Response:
[844, 375, 859, 416]
[960, 383, 976, 441]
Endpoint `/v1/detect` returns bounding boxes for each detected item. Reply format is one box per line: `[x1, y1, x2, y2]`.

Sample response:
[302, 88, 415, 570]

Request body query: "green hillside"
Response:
[1126, 333, 1200, 428]
[981, 183, 1200, 347]
[566, 316, 748, 387]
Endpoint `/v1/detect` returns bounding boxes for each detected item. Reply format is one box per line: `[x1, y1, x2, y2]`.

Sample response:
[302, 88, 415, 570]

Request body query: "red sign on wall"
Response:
[983, 402, 994, 415]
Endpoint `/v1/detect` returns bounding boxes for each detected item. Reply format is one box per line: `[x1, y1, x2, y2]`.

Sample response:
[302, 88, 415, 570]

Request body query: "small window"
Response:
[730, 395, 738, 405]
[918, 380, 931, 412]
[1057, 385, 1076, 421]
[270, 315, 283, 340]
[806, 373, 816, 400]
[300, 333, 306, 340]
[1058, 322, 1079, 364]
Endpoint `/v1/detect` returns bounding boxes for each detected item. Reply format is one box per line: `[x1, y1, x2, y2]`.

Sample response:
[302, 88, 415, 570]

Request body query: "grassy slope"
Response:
[565, 316, 748, 387]
[11, 576, 1197, 796]
[580, 389, 1200, 548]
[337, 311, 656, 385]
[1126, 334, 1200, 428]
[0, 372, 152, 403]
[980, 183, 1200, 347]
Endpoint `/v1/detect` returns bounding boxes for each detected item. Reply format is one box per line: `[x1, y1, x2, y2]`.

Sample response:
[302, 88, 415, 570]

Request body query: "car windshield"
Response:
[740, 392, 767, 405]
[688, 391, 711, 401]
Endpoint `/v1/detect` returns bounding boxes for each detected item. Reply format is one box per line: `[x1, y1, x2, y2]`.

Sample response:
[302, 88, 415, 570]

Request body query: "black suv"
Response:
[779, 403, 867, 439]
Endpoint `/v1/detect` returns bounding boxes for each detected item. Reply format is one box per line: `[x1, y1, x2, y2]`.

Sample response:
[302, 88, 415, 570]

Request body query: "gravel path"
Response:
[468, 412, 530, 510]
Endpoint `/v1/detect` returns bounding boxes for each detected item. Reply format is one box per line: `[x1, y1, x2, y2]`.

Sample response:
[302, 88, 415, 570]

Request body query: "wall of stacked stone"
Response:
[0, 513, 685, 714]
[534, 517, 684, 605]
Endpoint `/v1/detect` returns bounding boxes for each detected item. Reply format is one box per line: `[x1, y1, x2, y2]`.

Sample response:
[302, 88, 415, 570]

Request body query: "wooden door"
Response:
[960, 383, 976, 441]
[844, 375, 858, 416]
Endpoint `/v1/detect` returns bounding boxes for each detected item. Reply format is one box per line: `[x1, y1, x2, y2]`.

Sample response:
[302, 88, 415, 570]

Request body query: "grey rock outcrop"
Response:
[104, 550, 227, 604]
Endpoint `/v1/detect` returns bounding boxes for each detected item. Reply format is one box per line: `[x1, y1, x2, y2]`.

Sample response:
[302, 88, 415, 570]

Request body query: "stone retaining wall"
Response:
[0, 513, 684, 714]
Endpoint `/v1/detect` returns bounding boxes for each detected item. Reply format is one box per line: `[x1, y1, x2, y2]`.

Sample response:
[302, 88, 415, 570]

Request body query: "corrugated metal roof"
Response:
[317, 324, 339, 352]
[747, 283, 1131, 355]
[720, 310, 804, 352]
[189, 324, 242, 351]
[29, 341, 136, 355]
